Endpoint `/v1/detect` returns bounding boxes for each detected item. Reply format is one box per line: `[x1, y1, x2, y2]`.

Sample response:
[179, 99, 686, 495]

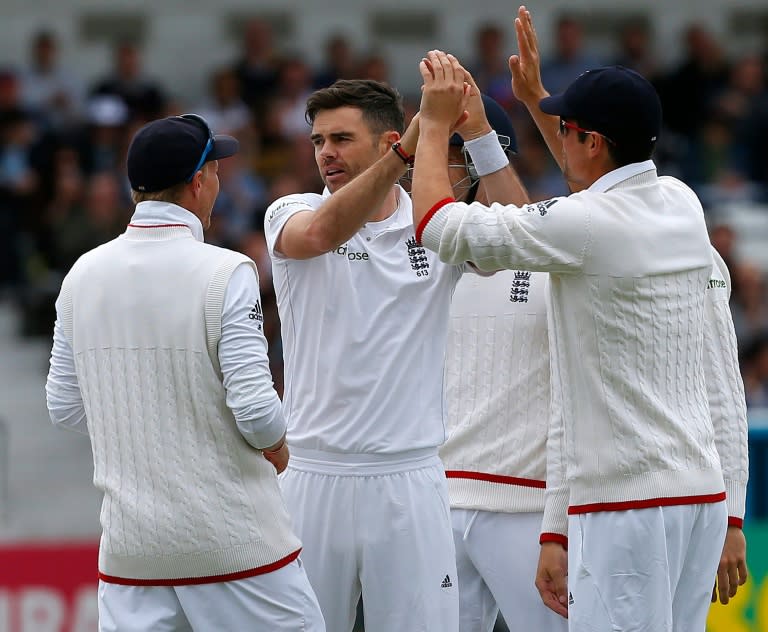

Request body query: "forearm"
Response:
[235, 398, 287, 450]
[309, 150, 408, 251]
[527, 107, 563, 173]
[412, 123, 454, 231]
[46, 318, 88, 434]
[478, 165, 529, 206]
[221, 264, 287, 449]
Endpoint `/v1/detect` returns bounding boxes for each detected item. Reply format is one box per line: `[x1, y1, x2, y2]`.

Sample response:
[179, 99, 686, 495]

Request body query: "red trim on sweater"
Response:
[728, 517, 744, 529]
[568, 491, 727, 515]
[98, 549, 301, 586]
[127, 223, 189, 229]
[446, 470, 546, 488]
[415, 197, 455, 244]
[539, 532, 568, 549]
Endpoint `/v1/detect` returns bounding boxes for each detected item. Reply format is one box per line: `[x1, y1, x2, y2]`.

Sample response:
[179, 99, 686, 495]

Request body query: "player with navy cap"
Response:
[410, 7, 746, 630]
[46, 114, 325, 631]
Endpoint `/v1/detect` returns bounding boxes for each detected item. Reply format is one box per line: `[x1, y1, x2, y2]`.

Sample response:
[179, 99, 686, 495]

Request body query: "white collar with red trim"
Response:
[129, 201, 204, 243]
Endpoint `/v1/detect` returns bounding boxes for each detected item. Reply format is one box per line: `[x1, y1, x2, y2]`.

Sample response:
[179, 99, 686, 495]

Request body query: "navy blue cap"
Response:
[450, 94, 518, 154]
[127, 115, 239, 192]
[539, 65, 661, 151]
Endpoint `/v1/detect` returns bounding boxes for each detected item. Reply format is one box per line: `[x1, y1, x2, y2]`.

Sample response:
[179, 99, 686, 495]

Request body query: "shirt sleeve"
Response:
[263, 193, 321, 260]
[45, 297, 88, 435]
[419, 196, 591, 274]
[704, 250, 749, 526]
[540, 303, 569, 546]
[219, 262, 287, 449]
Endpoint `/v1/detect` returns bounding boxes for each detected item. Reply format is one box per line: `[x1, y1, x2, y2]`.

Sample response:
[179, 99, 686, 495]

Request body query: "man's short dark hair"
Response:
[305, 79, 405, 135]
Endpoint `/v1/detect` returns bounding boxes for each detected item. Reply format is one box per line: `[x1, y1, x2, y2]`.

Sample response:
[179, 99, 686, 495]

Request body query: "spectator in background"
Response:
[539, 12, 603, 95]
[0, 106, 39, 299]
[655, 23, 730, 141]
[469, 23, 515, 110]
[356, 51, 391, 84]
[91, 40, 166, 122]
[314, 33, 356, 88]
[268, 55, 314, 139]
[20, 29, 84, 132]
[78, 94, 130, 175]
[613, 18, 658, 81]
[44, 171, 128, 277]
[196, 66, 252, 137]
[512, 122, 569, 201]
[710, 222, 739, 274]
[209, 146, 268, 248]
[731, 262, 768, 345]
[742, 332, 768, 408]
[233, 18, 281, 118]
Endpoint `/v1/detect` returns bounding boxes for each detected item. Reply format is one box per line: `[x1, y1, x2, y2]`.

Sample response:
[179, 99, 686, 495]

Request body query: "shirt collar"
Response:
[129, 201, 205, 242]
[588, 160, 657, 193]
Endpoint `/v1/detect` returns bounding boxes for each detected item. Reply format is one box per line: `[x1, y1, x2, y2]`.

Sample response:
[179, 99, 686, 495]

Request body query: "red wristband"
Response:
[391, 142, 414, 166]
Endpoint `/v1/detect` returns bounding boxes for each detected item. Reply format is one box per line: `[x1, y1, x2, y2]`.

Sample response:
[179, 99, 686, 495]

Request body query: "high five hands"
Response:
[418, 50, 471, 135]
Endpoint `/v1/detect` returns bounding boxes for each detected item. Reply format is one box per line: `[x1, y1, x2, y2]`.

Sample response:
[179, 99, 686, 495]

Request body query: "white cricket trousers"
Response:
[280, 447, 460, 632]
[97, 558, 325, 631]
[452, 509, 568, 632]
[568, 501, 727, 632]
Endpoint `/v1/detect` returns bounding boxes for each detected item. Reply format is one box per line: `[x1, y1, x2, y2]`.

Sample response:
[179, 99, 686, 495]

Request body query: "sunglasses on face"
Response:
[559, 119, 616, 146]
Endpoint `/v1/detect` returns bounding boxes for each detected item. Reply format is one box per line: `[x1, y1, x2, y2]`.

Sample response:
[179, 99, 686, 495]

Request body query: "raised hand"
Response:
[418, 50, 470, 133]
[509, 5, 548, 107]
[454, 69, 492, 142]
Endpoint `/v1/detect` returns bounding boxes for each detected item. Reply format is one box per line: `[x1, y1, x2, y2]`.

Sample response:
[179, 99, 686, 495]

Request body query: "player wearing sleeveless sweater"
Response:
[46, 115, 324, 631]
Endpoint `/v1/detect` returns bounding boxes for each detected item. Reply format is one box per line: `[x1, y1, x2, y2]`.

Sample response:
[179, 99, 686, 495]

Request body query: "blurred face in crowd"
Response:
[311, 106, 390, 193]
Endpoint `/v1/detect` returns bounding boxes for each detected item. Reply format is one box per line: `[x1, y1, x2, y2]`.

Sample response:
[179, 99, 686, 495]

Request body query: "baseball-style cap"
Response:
[539, 65, 661, 152]
[450, 94, 518, 154]
[127, 114, 239, 192]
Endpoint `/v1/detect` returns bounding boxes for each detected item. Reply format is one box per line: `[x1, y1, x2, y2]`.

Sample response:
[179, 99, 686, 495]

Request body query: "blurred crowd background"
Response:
[0, 11, 766, 408]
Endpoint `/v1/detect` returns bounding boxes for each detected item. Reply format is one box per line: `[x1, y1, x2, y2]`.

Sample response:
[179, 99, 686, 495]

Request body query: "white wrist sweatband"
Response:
[464, 130, 509, 177]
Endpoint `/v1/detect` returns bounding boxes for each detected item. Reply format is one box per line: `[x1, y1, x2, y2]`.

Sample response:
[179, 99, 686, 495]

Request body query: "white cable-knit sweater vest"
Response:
[441, 270, 549, 513]
[58, 223, 300, 582]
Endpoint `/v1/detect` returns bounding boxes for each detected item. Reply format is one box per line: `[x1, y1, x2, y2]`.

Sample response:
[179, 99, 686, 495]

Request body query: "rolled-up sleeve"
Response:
[220, 263, 286, 449]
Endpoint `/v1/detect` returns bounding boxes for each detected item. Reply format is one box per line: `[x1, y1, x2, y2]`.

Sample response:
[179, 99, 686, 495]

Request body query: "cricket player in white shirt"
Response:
[264, 78, 523, 632]
[411, 14, 748, 631]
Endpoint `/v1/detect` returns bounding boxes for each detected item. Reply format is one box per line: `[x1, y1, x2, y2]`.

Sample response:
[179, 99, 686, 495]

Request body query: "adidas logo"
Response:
[568, 591, 574, 605]
[248, 301, 263, 322]
[441, 574, 453, 588]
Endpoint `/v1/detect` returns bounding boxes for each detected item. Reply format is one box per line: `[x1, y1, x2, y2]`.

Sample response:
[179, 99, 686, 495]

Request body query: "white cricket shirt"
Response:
[265, 186, 463, 454]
